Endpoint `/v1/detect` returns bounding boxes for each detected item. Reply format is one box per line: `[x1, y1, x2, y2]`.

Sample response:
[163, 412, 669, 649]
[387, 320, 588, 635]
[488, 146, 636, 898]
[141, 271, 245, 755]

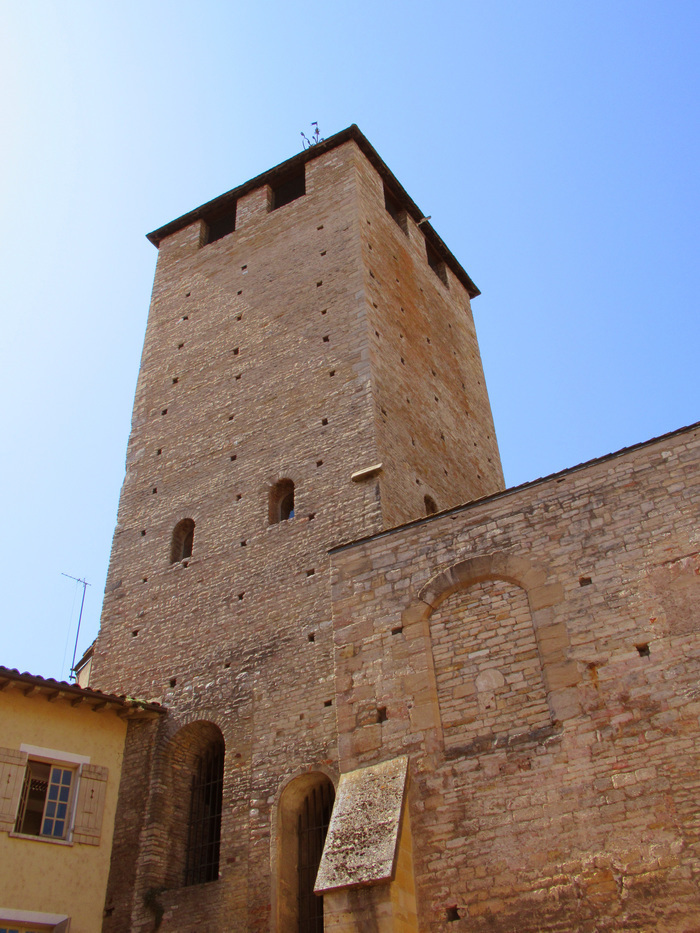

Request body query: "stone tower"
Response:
[92, 126, 503, 931]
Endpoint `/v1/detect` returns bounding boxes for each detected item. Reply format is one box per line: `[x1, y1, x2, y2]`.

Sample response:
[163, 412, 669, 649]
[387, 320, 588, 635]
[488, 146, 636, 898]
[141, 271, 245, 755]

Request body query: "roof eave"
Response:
[0, 666, 165, 717]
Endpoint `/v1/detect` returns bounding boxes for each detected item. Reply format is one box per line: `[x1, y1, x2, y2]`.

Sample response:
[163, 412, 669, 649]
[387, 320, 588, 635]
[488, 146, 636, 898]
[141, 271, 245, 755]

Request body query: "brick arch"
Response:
[157, 707, 228, 747]
[142, 717, 226, 891]
[273, 764, 338, 808]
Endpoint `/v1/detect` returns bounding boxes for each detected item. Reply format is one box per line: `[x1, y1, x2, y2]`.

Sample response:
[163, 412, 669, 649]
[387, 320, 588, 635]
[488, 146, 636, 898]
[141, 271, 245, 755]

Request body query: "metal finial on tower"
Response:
[301, 122, 324, 150]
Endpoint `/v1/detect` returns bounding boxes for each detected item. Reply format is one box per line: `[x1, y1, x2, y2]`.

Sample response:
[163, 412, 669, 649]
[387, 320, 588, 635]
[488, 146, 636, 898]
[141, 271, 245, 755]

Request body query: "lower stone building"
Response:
[322, 421, 700, 931]
[88, 127, 700, 931]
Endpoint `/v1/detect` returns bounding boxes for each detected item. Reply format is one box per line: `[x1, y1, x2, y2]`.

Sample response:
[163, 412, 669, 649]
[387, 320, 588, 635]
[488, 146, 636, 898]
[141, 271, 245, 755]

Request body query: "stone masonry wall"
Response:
[356, 159, 504, 528]
[92, 135, 505, 931]
[330, 423, 700, 932]
[94, 140, 380, 930]
[431, 578, 551, 750]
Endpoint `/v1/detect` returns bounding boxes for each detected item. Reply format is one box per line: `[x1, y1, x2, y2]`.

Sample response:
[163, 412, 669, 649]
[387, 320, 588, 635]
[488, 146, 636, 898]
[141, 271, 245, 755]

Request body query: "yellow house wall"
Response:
[0, 689, 127, 933]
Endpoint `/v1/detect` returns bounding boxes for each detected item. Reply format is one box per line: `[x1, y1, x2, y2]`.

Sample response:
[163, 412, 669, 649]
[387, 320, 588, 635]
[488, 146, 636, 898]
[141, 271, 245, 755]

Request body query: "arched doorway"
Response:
[276, 772, 335, 932]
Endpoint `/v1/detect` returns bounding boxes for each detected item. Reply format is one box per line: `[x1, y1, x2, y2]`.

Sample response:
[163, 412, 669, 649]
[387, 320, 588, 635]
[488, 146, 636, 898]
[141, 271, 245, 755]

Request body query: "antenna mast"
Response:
[62, 573, 91, 681]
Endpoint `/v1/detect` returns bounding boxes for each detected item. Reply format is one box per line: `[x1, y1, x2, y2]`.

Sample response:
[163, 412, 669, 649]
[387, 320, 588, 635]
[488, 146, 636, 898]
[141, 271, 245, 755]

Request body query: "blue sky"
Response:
[1, 1, 698, 681]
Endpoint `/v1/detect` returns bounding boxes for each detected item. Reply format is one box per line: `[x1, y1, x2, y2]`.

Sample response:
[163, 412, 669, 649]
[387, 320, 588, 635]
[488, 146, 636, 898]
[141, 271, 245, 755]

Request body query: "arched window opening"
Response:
[143, 721, 225, 898]
[185, 737, 224, 886]
[424, 495, 438, 516]
[276, 773, 335, 933]
[298, 781, 334, 933]
[170, 518, 195, 563]
[269, 479, 295, 524]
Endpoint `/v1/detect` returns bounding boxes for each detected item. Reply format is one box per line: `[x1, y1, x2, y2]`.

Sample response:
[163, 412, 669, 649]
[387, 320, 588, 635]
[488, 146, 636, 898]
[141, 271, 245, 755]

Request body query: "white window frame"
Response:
[11, 746, 90, 844]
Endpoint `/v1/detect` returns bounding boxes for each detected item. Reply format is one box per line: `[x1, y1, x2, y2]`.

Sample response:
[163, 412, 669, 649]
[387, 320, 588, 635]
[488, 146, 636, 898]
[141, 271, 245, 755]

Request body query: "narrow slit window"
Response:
[269, 479, 295, 524]
[170, 518, 195, 563]
[426, 242, 448, 285]
[384, 186, 408, 235]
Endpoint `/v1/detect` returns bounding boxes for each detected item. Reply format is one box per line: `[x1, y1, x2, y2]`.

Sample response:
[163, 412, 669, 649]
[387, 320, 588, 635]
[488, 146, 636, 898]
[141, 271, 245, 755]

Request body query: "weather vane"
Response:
[301, 122, 324, 149]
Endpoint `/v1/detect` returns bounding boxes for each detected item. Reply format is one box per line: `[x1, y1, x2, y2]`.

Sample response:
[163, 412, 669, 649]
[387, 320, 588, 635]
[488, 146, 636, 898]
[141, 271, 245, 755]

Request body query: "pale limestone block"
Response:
[547, 686, 582, 721]
[315, 756, 409, 892]
[544, 661, 580, 690]
[529, 582, 565, 611]
[475, 669, 505, 692]
[352, 724, 382, 755]
[401, 604, 429, 625]
[409, 702, 440, 731]
[612, 771, 637, 788]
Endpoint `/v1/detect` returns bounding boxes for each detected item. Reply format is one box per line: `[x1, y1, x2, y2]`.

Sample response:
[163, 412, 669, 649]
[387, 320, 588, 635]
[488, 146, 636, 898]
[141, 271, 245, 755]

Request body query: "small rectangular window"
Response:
[426, 241, 448, 286]
[204, 203, 237, 245]
[384, 186, 408, 235]
[271, 170, 306, 210]
[2, 747, 107, 847]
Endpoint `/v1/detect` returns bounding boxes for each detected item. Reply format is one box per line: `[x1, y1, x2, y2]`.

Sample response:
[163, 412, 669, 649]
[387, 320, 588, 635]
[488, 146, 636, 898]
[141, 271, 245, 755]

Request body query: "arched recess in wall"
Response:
[419, 553, 546, 610]
[274, 771, 335, 933]
[430, 577, 550, 748]
[269, 479, 295, 524]
[153, 720, 225, 889]
[170, 518, 195, 563]
[412, 553, 573, 749]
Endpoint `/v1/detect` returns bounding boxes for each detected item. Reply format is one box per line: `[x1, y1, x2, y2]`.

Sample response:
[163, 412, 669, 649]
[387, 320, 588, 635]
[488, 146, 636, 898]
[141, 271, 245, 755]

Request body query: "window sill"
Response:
[9, 830, 74, 846]
[170, 557, 197, 569]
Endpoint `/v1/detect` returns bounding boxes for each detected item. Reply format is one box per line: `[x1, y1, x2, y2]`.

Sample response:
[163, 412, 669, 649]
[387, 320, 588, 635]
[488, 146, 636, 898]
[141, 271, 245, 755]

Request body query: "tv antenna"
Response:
[62, 573, 91, 681]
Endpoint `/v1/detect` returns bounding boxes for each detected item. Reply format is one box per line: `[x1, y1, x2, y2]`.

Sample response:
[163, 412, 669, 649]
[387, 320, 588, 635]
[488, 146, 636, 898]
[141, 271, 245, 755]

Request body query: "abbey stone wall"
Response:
[329, 422, 700, 932]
